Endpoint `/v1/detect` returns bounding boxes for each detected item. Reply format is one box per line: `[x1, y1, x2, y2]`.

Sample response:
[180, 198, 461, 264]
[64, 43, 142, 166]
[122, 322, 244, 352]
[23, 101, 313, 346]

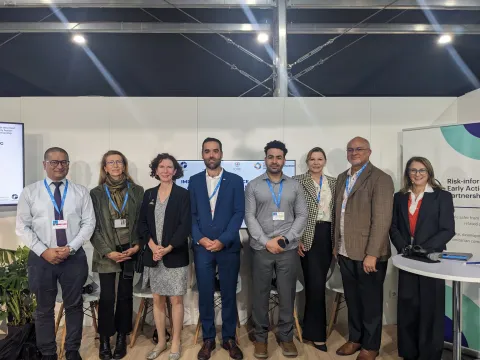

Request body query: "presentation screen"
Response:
[0, 122, 24, 206]
[177, 160, 296, 228]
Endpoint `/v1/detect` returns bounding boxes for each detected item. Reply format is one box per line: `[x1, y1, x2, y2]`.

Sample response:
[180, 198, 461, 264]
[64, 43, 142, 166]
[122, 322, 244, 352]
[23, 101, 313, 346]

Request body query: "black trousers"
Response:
[338, 255, 387, 351]
[397, 270, 445, 360]
[27, 248, 88, 356]
[301, 222, 332, 342]
[98, 265, 134, 337]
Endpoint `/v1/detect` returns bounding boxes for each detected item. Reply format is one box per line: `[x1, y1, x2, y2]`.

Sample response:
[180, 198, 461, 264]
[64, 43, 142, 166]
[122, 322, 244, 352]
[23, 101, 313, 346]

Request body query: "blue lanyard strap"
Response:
[345, 162, 368, 196]
[104, 183, 130, 215]
[316, 176, 323, 204]
[266, 179, 283, 209]
[208, 177, 222, 201]
[44, 179, 68, 215]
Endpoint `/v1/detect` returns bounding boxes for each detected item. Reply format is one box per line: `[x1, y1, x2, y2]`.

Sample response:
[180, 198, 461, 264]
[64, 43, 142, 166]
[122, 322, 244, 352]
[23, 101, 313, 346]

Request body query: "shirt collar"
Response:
[408, 184, 434, 194]
[347, 162, 369, 176]
[206, 168, 223, 180]
[46, 177, 67, 186]
[262, 172, 288, 183]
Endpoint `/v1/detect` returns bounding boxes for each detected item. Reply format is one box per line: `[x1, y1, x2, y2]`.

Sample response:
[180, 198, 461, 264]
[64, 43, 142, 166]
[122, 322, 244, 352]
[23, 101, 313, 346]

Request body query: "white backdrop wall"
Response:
[0, 96, 460, 329]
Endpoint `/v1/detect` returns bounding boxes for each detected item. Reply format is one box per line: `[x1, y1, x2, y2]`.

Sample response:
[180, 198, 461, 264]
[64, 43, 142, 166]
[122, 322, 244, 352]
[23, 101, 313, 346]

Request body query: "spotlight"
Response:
[437, 34, 452, 45]
[257, 32, 269, 44]
[72, 34, 86, 45]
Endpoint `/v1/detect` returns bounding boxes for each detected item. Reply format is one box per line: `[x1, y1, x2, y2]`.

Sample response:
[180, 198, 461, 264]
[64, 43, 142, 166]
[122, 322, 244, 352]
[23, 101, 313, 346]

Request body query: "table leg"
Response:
[452, 281, 462, 360]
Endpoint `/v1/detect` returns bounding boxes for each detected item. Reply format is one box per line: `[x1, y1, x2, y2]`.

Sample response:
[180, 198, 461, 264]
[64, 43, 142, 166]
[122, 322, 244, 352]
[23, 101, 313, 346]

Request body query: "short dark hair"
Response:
[264, 140, 288, 157]
[44, 147, 69, 161]
[149, 153, 184, 181]
[306, 147, 327, 163]
[202, 137, 223, 152]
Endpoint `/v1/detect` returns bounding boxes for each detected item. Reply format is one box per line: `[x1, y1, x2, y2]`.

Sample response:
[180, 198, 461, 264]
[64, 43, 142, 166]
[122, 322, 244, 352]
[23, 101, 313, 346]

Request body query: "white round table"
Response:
[392, 254, 480, 360]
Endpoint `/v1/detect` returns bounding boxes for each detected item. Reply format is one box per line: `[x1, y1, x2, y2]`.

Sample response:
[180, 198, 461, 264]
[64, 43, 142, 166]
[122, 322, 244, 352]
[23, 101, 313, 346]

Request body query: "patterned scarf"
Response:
[105, 174, 128, 216]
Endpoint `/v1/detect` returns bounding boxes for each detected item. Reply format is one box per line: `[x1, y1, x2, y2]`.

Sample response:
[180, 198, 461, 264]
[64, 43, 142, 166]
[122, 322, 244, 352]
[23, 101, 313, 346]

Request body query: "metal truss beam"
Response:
[288, 0, 480, 10]
[1, 22, 480, 35]
[2, 0, 479, 9]
[0, 22, 270, 33]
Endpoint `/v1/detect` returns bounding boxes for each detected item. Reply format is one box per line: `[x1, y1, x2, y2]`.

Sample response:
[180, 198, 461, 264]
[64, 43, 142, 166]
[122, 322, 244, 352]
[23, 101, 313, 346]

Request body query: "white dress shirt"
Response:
[15, 177, 96, 257]
[408, 184, 434, 215]
[314, 177, 332, 222]
[206, 169, 223, 219]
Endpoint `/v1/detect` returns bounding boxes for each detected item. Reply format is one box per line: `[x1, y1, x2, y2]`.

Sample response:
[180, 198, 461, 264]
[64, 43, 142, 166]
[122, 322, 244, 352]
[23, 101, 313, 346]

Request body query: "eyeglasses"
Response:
[46, 160, 70, 168]
[347, 147, 369, 153]
[106, 160, 124, 166]
[409, 168, 427, 175]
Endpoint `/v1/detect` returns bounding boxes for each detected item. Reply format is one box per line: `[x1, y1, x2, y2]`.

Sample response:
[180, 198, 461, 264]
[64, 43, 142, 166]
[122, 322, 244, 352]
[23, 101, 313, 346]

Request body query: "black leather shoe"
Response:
[99, 335, 112, 360]
[222, 339, 243, 360]
[113, 333, 127, 359]
[65, 351, 82, 360]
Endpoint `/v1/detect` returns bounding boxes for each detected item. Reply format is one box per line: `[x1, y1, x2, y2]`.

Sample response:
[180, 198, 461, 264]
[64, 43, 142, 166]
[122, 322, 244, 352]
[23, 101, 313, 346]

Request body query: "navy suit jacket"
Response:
[189, 169, 245, 253]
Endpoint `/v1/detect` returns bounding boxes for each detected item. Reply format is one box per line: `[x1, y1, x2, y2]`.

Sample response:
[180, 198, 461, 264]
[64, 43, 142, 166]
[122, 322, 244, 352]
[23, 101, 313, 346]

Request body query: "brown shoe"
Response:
[336, 341, 361, 356]
[279, 341, 298, 358]
[253, 342, 268, 359]
[197, 339, 216, 360]
[356, 349, 379, 360]
[222, 339, 243, 360]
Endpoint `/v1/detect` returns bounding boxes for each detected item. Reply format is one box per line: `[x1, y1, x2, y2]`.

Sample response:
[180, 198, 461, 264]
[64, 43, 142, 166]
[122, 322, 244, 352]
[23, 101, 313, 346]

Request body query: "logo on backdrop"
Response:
[11, 194, 18, 200]
[180, 161, 188, 169]
[254, 162, 262, 170]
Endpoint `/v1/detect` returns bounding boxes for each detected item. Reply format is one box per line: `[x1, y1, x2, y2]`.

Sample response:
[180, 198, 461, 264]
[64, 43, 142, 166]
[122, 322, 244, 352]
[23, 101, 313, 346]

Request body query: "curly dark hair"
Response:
[149, 153, 184, 181]
[264, 140, 288, 157]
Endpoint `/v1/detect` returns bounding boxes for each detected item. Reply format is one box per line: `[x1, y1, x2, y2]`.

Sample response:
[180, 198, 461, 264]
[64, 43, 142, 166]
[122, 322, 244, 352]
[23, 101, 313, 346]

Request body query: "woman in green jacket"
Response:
[90, 150, 144, 360]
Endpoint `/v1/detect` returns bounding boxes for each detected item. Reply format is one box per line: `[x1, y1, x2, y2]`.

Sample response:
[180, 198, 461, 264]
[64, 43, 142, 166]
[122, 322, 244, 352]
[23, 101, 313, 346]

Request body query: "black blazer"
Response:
[138, 183, 191, 268]
[389, 189, 455, 253]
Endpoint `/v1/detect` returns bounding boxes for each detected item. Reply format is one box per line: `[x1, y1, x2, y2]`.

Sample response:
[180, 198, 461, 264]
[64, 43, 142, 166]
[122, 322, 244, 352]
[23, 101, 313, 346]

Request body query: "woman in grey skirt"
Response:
[138, 153, 191, 360]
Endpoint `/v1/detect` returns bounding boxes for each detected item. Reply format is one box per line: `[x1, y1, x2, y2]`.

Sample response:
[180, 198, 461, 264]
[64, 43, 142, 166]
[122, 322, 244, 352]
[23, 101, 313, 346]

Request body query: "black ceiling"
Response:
[0, 8, 479, 97]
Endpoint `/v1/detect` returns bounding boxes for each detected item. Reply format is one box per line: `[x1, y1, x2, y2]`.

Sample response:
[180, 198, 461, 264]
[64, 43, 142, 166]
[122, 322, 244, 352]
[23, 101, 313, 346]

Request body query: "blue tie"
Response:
[54, 182, 67, 247]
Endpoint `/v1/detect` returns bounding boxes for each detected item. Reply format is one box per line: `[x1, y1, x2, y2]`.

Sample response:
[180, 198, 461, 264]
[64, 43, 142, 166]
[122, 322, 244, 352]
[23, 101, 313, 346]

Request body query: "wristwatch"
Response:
[67, 246, 76, 256]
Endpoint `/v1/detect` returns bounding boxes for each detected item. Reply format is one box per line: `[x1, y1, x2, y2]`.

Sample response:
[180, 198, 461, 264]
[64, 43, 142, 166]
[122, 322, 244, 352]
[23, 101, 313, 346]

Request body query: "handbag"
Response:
[135, 244, 146, 273]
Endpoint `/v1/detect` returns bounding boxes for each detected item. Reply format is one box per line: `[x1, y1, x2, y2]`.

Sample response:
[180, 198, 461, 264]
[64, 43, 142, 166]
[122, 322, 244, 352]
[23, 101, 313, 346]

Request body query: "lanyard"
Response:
[44, 179, 68, 215]
[208, 178, 222, 201]
[266, 179, 283, 209]
[104, 183, 130, 215]
[316, 176, 323, 204]
[345, 163, 368, 196]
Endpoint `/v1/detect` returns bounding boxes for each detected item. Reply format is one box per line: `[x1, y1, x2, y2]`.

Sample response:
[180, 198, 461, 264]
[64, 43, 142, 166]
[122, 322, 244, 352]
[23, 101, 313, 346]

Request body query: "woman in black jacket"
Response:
[390, 156, 455, 360]
[138, 153, 191, 360]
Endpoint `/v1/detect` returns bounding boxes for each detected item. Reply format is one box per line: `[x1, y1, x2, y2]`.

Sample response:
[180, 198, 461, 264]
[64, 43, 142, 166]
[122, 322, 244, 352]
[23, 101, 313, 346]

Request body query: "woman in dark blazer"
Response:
[293, 147, 336, 352]
[390, 156, 455, 360]
[138, 153, 191, 360]
[90, 150, 144, 360]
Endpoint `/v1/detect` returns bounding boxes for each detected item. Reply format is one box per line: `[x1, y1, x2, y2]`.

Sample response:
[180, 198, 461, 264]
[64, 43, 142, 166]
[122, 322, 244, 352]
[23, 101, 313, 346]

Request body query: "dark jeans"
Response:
[338, 255, 387, 351]
[98, 265, 134, 337]
[301, 222, 332, 342]
[27, 248, 88, 355]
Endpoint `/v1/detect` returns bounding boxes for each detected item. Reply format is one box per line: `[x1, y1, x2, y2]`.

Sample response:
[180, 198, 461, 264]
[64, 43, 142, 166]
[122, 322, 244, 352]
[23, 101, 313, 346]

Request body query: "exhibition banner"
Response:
[403, 122, 480, 352]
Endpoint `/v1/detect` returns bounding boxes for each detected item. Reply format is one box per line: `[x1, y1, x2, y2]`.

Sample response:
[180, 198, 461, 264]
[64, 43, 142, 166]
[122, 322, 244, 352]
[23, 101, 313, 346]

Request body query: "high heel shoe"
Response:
[168, 345, 182, 360]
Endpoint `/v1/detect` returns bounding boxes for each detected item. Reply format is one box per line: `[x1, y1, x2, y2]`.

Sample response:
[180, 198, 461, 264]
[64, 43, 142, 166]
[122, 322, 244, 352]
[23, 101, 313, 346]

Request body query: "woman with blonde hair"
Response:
[293, 147, 336, 352]
[390, 156, 455, 360]
[90, 150, 144, 360]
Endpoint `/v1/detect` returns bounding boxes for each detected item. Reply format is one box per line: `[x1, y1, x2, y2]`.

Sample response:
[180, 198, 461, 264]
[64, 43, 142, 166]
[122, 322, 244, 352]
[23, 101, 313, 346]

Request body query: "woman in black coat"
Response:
[138, 153, 191, 360]
[390, 156, 455, 360]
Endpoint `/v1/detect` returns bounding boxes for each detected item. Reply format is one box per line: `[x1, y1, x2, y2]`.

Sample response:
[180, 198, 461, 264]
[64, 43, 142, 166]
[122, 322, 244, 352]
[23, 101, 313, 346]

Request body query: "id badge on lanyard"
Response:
[267, 179, 285, 221]
[105, 183, 129, 228]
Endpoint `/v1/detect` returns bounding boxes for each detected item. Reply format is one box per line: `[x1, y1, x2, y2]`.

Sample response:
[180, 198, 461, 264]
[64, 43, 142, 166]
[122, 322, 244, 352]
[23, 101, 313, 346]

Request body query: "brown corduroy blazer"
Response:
[334, 162, 394, 262]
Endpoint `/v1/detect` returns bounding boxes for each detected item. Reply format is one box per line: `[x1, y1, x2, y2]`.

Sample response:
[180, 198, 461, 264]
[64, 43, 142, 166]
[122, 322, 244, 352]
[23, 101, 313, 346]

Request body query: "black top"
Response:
[138, 183, 191, 268]
[390, 189, 455, 253]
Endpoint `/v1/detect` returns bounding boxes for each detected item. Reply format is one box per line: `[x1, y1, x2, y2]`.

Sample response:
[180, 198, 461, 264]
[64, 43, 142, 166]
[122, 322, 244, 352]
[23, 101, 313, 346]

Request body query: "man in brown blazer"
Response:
[334, 137, 394, 360]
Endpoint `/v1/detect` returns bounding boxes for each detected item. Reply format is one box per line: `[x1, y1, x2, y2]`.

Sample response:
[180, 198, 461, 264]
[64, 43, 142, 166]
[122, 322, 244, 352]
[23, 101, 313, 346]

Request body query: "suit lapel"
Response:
[302, 173, 318, 203]
[213, 172, 230, 220]
[199, 170, 213, 214]
[400, 192, 411, 236]
[415, 191, 433, 231]
[348, 163, 372, 197]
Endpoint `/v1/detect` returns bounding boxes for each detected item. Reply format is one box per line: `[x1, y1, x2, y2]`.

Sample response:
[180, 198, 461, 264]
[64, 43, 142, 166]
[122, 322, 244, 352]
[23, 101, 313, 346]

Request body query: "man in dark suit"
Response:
[333, 137, 394, 360]
[189, 137, 245, 360]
